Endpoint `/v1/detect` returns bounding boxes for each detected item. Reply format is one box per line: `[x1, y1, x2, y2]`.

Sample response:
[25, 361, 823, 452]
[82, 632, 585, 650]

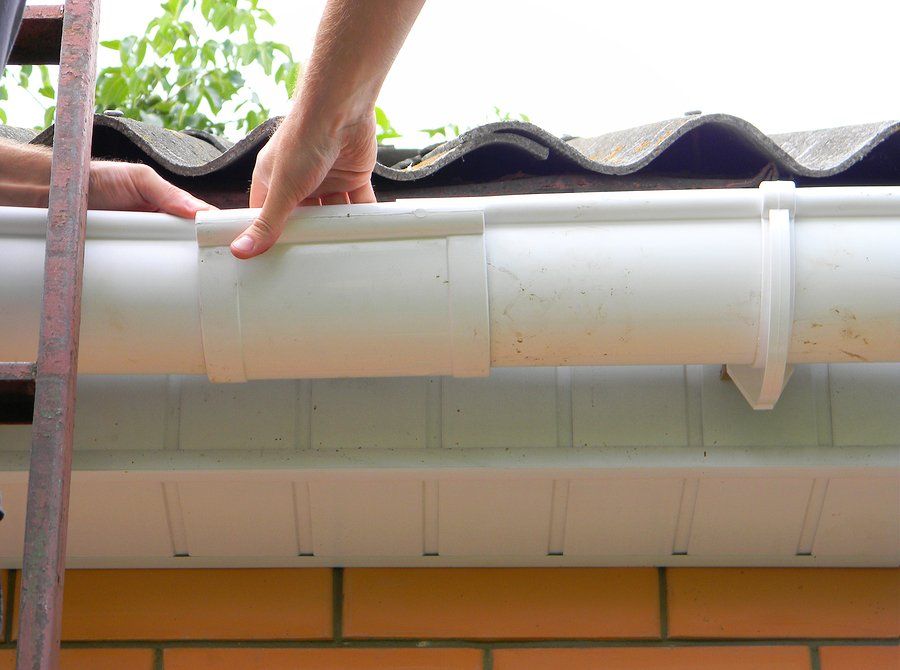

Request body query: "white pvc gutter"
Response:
[1, 182, 897, 408]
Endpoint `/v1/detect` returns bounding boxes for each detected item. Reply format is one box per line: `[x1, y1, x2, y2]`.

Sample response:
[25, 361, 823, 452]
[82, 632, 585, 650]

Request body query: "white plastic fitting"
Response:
[727, 181, 797, 409]
[194, 205, 490, 381]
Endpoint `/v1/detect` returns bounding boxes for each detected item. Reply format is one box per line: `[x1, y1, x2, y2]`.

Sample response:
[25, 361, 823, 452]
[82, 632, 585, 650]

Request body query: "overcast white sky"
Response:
[15, 0, 900, 146]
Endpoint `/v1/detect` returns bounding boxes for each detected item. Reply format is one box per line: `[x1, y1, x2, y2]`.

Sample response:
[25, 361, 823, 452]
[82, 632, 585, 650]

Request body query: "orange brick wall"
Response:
[0, 568, 897, 669]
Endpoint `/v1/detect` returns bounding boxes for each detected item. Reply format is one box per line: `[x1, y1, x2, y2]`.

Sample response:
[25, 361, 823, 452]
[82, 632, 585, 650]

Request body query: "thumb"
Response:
[231, 178, 303, 259]
[248, 173, 268, 209]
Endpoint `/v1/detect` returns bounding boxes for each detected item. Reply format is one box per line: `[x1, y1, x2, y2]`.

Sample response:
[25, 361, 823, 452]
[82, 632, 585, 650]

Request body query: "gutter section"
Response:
[1, 184, 897, 404]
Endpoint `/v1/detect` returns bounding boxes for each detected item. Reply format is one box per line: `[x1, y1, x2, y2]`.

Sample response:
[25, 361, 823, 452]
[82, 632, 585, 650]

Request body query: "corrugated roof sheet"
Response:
[3, 113, 897, 205]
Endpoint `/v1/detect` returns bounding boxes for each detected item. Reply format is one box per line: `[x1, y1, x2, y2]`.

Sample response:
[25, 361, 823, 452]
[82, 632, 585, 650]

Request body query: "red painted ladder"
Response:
[0, 2, 100, 668]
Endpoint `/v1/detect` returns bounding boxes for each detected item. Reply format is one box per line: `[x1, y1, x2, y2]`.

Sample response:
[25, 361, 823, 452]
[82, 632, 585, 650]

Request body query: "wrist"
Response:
[0, 142, 52, 207]
[290, 76, 376, 139]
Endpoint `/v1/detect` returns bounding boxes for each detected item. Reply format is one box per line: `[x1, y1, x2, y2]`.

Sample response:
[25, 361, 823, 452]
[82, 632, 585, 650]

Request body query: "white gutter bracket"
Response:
[727, 181, 797, 410]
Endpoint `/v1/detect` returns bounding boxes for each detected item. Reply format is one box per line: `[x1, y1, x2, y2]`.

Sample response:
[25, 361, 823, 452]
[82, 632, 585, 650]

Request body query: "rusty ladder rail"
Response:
[0, 2, 100, 668]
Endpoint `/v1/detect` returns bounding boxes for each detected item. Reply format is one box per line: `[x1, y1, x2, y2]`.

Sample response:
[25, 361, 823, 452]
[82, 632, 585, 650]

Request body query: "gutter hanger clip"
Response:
[727, 181, 797, 410]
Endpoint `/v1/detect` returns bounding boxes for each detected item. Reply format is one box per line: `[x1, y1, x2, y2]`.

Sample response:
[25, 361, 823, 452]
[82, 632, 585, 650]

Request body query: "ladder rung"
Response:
[0, 362, 37, 381]
[8, 5, 64, 65]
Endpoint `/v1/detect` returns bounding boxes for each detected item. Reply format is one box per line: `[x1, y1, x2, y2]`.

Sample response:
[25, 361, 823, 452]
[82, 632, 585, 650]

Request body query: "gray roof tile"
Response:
[3, 113, 897, 191]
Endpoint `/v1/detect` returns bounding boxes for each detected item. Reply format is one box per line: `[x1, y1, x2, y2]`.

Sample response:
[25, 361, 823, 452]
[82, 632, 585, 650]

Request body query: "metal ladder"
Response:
[0, 1, 100, 667]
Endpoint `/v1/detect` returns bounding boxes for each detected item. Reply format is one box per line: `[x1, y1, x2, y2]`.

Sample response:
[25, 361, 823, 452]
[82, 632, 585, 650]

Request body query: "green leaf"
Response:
[377, 129, 401, 143]
[374, 107, 402, 143]
[270, 42, 292, 58]
[420, 123, 460, 140]
[135, 39, 148, 67]
[0, 108, 6, 124]
[285, 62, 300, 96]
[39, 65, 52, 89]
[0, 0, 295, 137]
[256, 46, 273, 75]
[203, 86, 223, 111]
[98, 72, 129, 104]
[18, 64, 32, 89]
[43, 105, 56, 128]
[237, 43, 256, 65]
[421, 125, 447, 139]
[139, 110, 165, 127]
[375, 106, 392, 131]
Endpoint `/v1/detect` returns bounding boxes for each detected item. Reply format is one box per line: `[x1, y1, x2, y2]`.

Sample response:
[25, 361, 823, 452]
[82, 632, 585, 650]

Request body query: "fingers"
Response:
[236, 119, 376, 258]
[349, 182, 377, 204]
[320, 192, 351, 205]
[134, 165, 214, 217]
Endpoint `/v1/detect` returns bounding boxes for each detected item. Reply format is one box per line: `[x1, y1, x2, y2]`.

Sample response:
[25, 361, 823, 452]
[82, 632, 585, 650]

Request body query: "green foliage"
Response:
[0, 0, 532, 145]
[493, 106, 530, 123]
[419, 108, 531, 144]
[96, 0, 299, 134]
[374, 106, 401, 144]
[420, 122, 461, 141]
[0, 64, 57, 128]
[417, 107, 531, 145]
[0, 0, 299, 135]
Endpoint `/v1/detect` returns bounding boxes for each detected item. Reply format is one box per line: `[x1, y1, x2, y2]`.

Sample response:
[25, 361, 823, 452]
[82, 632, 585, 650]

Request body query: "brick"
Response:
[668, 568, 900, 638]
[344, 568, 659, 639]
[0, 649, 155, 670]
[164, 648, 483, 670]
[819, 646, 900, 670]
[13, 568, 332, 640]
[493, 647, 812, 670]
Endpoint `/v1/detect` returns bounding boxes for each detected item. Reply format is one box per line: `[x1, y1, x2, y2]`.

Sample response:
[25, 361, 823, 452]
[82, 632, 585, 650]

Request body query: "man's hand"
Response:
[234, 0, 424, 259]
[232, 111, 377, 258]
[89, 161, 213, 218]
[0, 138, 213, 218]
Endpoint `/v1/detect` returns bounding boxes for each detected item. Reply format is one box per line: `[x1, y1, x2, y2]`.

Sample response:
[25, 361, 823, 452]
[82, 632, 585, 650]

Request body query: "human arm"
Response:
[0, 139, 213, 217]
[232, 0, 425, 259]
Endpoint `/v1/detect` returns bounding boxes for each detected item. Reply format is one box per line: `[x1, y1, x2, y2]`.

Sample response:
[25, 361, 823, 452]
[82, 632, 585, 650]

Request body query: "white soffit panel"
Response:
[73, 376, 168, 451]
[310, 378, 429, 449]
[308, 481, 423, 557]
[572, 366, 688, 447]
[177, 481, 298, 556]
[564, 478, 684, 556]
[441, 368, 558, 448]
[67, 482, 172, 557]
[688, 478, 814, 556]
[812, 478, 900, 560]
[0, 362, 897, 567]
[0, 482, 26, 559]
[700, 365, 819, 446]
[438, 480, 555, 556]
[830, 364, 900, 446]
[179, 378, 298, 450]
[0, 425, 29, 452]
